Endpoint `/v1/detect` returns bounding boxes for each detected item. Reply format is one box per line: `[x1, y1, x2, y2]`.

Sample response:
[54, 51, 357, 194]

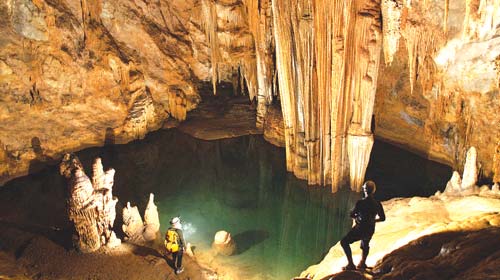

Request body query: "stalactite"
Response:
[272, 0, 296, 177]
[201, 0, 220, 95]
[463, 0, 500, 41]
[243, 0, 275, 129]
[381, 0, 403, 65]
[272, 0, 381, 191]
[402, 20, 443, 94]
[347, 126, 374, 192]
[443, 0, 449, 34]
[80, 0, 102, 46]
[345, 0, 382, 191]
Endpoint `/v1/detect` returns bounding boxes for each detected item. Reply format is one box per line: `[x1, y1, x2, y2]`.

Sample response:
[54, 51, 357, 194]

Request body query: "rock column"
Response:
[60, 154, 120, 253]
[271, 0, 382, 191]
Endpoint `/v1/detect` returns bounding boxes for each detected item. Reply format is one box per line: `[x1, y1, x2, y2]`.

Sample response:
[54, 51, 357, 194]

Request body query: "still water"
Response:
[0, 129, 452, 279]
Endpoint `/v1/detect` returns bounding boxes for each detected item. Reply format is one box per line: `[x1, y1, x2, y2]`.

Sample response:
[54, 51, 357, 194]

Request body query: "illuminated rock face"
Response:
[375, 0, 500, 181]
[0, 0, 264, 185]
[59, 154, 120, 253]
[2, 0, 500, 190]
[272, 0, 382, 191]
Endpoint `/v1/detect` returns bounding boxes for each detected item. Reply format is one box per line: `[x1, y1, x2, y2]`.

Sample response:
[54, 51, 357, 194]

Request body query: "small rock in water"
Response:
[212, 230, 237, 256]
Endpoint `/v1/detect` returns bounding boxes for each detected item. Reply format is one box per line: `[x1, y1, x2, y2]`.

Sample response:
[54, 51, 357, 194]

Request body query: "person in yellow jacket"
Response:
[165, 217, 186, 274]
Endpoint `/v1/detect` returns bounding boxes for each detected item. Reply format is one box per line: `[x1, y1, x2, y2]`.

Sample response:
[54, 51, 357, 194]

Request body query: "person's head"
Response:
[170, 217, 181, 228]
[362, 180, 376, 197]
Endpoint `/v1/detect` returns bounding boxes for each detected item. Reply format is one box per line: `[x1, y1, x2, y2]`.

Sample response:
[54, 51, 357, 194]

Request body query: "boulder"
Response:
[212, 230, 237, 256]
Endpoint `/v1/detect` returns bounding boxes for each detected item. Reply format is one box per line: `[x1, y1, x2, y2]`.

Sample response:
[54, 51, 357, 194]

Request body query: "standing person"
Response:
[165, 217, 185, 274]
[340, 180, 385, 270]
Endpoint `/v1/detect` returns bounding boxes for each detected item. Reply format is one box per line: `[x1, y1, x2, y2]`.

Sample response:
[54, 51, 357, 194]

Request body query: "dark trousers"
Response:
[340, 225, 374, 265]
[172, 250, 183, 269]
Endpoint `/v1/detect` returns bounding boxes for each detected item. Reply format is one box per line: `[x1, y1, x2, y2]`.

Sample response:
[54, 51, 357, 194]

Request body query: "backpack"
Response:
[165, 229, 179, 253]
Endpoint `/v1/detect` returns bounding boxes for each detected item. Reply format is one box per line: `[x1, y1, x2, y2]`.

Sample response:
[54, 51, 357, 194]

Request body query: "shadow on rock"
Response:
[233, 230, 269, 254]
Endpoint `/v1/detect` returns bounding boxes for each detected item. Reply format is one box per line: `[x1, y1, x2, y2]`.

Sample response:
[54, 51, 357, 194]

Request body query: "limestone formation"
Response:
[374, 0, 500, 182]
[2, 0, 500, 192]
[0, 0, 259, 185]
[442, 147, 479, 195]
[122, 202, 145, 241]
[143, 193, 161, 242]
[263, 105, 285, 147]
[272, 0, 382, 191]
[461, 146, 478, 191]
[122, 193, 160, 243]
[212, 230, 237, 256]
[59, 154, 120, 253]
[444, 171, 462, 194]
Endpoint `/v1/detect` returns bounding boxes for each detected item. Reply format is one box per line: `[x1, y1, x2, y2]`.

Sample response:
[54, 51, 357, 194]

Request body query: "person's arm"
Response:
[375, 201, 385, 222]
[350, 201, 360, 219]
[177, 229, 186, 249]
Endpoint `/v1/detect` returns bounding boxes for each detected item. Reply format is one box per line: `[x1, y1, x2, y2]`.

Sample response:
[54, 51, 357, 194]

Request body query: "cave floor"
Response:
[0, 221, 215, 280]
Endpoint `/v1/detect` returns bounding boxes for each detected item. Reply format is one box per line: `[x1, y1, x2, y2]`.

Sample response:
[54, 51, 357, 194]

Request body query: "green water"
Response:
[95, 130, 357, 279]
[0, 129, 452, 280]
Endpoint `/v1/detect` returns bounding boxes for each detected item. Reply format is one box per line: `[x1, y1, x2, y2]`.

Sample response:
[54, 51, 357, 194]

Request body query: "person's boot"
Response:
[342, 263, 356, 271]
[356, 262, 367, 270]
[357, 248, 369, 270]
[175, 267, 184, 274]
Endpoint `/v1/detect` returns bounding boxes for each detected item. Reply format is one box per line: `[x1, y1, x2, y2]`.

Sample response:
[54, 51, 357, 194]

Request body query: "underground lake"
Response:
[0, 129, 452, 279]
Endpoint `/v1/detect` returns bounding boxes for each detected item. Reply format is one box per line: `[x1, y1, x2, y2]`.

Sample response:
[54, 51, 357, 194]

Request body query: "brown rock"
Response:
[263, 105, 285, 147]
[60, 154, 120, 253]
[212, 230, 237, 256]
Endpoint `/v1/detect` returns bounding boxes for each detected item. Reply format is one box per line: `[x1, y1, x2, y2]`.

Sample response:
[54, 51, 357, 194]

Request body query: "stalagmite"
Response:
[59, 154, 120, 253]
[444, 171, 462, 194]
[122, 202, 144, 241]
[143, 193, 161, 242]
[122, 193, 161, 243]
[443, 147, 479, 195]
[461, 146, 478, 191]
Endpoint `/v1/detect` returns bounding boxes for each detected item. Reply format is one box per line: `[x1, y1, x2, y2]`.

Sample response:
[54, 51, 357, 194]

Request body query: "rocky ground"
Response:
[0, 224, 216, 280]
[0, 183, 218, 280]
[299, 192, 500, 280]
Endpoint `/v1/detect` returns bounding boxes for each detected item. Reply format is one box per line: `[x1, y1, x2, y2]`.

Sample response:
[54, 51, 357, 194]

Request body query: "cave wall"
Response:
[1, 0, 499, 189]
[0, 0, 264, 184]
[375, 0, 500, 181]
[268, 0, 500, 189]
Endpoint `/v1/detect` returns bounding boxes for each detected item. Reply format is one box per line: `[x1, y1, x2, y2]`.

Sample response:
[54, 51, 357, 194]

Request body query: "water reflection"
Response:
[79, 130, 358, 279]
